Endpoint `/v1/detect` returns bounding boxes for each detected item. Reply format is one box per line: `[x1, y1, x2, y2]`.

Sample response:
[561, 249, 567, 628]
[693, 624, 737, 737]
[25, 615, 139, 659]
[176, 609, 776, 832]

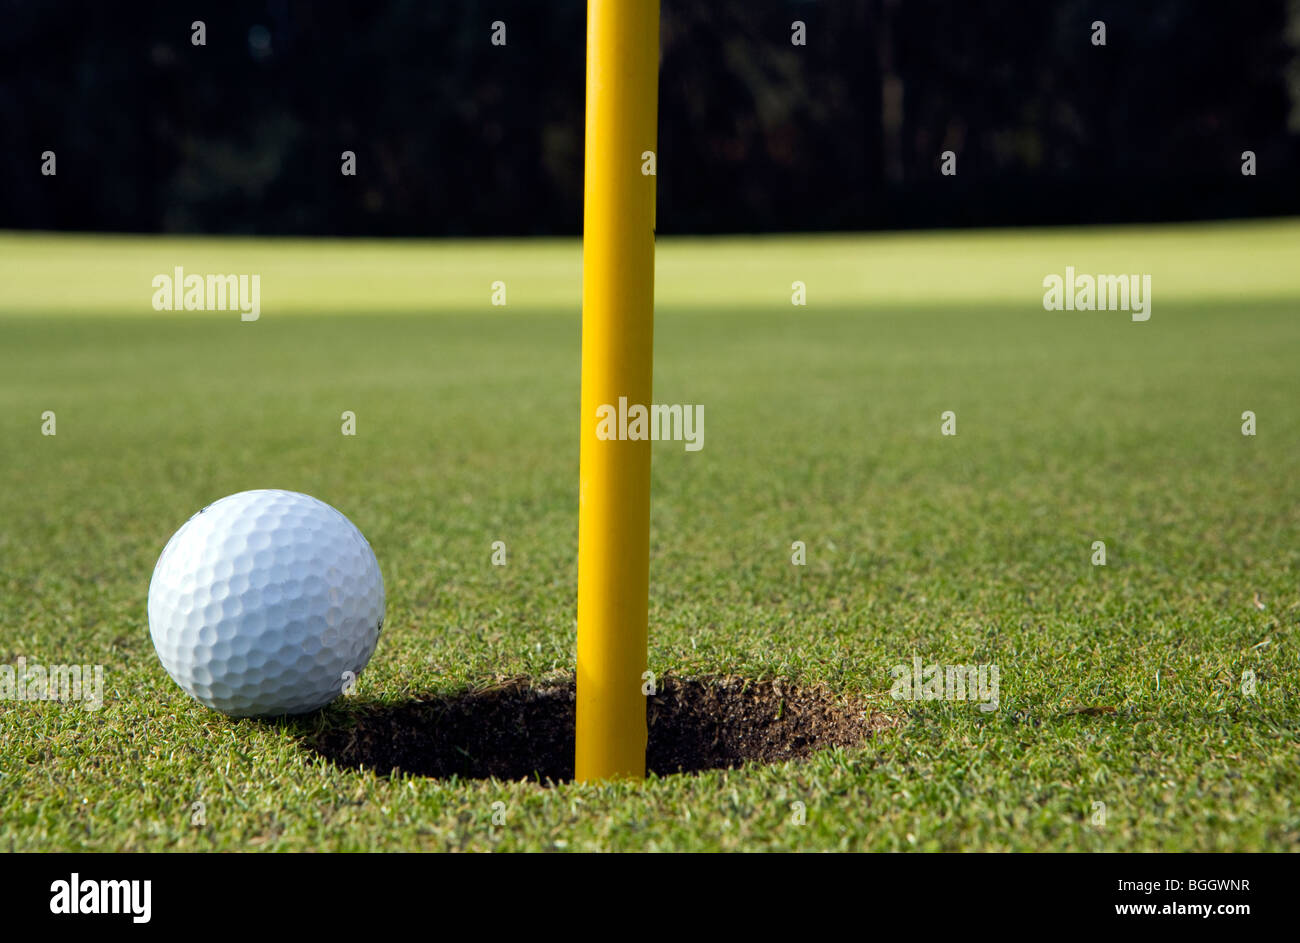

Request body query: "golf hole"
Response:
[306, 676, 892, 783]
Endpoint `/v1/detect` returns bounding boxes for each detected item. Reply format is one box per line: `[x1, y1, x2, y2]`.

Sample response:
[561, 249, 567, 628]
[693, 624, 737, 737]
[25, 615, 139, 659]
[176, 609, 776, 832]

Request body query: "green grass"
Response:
[1, 220, 1297, 851]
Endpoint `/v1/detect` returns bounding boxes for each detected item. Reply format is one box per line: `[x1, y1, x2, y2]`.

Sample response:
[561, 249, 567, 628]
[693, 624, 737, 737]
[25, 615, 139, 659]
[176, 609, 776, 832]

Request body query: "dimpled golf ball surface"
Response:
[148, 490, 384, 717]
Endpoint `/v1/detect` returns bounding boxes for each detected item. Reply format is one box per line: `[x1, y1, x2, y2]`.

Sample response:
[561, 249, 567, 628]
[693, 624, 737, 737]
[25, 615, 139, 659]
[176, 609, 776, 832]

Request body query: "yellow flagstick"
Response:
[576, 0, 660, 781]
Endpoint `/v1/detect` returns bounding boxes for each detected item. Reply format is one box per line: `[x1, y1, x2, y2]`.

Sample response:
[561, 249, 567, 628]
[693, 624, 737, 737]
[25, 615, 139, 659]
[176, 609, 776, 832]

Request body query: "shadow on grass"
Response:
[299, 676, 891, 784]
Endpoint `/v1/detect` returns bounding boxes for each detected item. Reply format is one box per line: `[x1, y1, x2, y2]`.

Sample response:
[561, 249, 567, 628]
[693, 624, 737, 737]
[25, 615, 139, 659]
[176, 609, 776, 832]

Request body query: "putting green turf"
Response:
[1, 220, 1297, 851]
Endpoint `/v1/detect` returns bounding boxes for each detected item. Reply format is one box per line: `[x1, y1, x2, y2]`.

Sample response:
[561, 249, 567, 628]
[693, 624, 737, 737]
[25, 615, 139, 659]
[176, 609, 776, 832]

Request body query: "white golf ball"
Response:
[148, 490, 385, 717]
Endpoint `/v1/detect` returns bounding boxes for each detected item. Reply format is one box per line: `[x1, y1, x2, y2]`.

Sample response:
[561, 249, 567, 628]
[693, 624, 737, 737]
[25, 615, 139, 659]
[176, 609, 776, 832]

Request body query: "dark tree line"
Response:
[1, 0, 1296, 235]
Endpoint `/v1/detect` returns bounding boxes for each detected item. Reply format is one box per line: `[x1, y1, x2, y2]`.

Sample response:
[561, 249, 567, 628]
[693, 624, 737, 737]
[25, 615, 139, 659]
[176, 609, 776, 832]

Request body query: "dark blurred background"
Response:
[2, 0, 1297, 235]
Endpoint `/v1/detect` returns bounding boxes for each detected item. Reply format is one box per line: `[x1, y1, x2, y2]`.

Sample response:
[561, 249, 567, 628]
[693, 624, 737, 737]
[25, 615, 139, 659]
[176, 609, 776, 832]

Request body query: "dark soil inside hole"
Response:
[305, 676, 891, 783]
